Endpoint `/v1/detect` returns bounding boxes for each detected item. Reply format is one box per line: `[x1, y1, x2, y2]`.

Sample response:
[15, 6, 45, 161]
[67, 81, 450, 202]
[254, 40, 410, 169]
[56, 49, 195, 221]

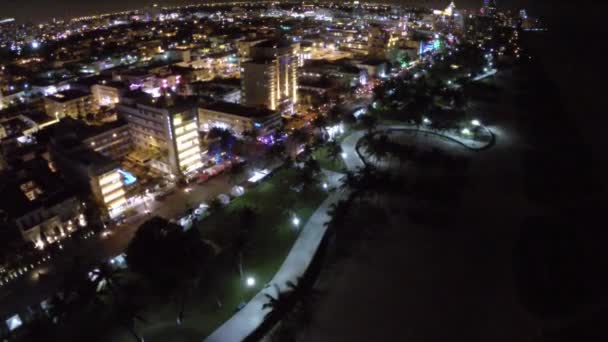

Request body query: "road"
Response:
[203, 118, 499, 341]
[204, 130, 374, 341]
[204, 170, 346, 342]
[0, 170, 248, 319]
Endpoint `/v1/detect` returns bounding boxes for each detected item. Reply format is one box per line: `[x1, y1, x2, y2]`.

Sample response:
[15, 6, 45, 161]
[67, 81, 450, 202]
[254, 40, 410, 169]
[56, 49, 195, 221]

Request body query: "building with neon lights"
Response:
[198, 101, 281, 137]
[117, 93, 203, 177]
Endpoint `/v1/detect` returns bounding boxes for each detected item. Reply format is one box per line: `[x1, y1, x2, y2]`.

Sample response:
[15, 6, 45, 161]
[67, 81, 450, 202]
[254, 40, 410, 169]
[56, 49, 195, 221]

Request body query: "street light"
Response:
[246, 276, 256, 287]
[341, 152, 347, 159]
[423, 117, 431, 125]
[471, 119, 481, 126]
[461, 128, 472, 136]
[292, 216, 300, 227]
[322, 182, 328, 190]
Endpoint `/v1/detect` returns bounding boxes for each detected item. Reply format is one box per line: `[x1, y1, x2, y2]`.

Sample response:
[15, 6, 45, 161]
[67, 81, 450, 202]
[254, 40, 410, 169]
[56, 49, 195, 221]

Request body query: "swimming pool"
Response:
[118, 169, 137, 186]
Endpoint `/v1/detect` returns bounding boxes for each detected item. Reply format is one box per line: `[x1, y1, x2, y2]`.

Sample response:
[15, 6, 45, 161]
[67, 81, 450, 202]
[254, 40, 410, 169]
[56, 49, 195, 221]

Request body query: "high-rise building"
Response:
[49, 134, 128, 218]
[483, 0, 497, 17]
[198, 101, 282, 137]
[241, 40, 299, 114]
[519, 9, 528, 20]
[367, 25, 399, 60]
[117, 93, 203, 177]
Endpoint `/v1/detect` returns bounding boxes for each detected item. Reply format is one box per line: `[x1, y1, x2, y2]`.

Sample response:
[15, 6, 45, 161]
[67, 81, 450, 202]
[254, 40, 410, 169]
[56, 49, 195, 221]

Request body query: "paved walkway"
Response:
[341, 131, 367, 170]
[204, 123, 490, 341]
[204, 170, 346, 342]
[381, 125, 494, 151]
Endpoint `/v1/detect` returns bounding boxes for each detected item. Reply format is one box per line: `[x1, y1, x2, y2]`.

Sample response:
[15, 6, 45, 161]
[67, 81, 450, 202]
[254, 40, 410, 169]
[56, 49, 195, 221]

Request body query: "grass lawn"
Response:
[378, 117, 409, 126]
[103, 168, 327, 342]
[313, 146, 346, 173]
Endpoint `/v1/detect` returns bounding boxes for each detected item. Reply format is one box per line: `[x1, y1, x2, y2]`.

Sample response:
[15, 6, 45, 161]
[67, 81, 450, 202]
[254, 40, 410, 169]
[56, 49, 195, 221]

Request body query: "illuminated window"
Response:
[20, 181, 43, 201]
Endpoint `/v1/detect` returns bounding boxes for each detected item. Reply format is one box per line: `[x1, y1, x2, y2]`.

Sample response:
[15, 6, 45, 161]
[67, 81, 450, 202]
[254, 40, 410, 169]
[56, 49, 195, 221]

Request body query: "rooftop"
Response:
[50, 135, 119, 177]
[200, 101, 276, 119]
[36, 117, 128, 145]
[303, 59, 362, 74]
[253, 39, 296, 49]
[0, 158, 75, 220]
[47, 89, 90, 103]
[123, 91, 198, 113]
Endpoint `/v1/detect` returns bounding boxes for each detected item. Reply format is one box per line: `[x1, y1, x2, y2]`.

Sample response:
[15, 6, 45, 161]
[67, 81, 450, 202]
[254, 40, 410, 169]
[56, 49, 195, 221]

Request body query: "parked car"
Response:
[197, 172, 210, 184]
[154, 189, 175, 201]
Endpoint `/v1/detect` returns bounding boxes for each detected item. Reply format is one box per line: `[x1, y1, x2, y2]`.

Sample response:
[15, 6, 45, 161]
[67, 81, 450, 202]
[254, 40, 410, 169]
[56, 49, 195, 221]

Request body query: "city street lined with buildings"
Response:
[0, 1, 548, 341]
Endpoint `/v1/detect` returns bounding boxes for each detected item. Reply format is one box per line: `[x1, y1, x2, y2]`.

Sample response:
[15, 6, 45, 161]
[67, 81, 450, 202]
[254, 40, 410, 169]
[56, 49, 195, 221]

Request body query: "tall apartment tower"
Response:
[483, 0, 497, 16]
[368, 25, 398, 60]
[117, 93, 203, 177]
[241, 40, 299, 115]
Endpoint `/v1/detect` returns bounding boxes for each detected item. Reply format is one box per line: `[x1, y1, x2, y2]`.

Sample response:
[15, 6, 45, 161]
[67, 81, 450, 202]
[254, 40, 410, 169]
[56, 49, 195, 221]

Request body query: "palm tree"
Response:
[289, 282, 321, 332]
[270, 320, 298, 342]
[113, 288, 147, 342]
[174, 230, 213, 325]
[230, 161, 246, 184]
[263, 283, 295, 318]
[393, 143, 416, 168]
[262, 278, 314, 318]
[326, 107, 341, 126]
[303, 157, 321, 176]
[291, 128, 309, 144]
[325, 200, 352, 233]
[298, 158, 321, 192]
[411, 115, 423, 135]
[208, 198, 224, 214]
[361, 133, 390, 164]
[242, 129, 257, 141]
[89, 261, 124, 299]
[360, 114, 378, 134]
[341, 164, 393, 200]
[312, 115, 328, 141]
[325, 140, 343, 166]
[267, 140, 287, 165]
[25, 312, 57, 342]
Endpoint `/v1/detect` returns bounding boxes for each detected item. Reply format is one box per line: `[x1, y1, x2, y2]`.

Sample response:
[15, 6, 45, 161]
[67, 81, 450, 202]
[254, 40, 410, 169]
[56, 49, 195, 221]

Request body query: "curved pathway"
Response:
[204, 170, 347, 342]
[204, 124, 492, 341]
[377, 124, 495, 151]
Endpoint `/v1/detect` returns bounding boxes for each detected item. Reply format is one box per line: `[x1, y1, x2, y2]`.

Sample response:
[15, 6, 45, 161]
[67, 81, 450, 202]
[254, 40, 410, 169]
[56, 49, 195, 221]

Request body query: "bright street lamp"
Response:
[246, 276, 256, 287]
[322, 182, 328, 190]
[471, 119, 481, 126]
[341, 152, 347, 159]
[292, 216, 300, 227]
[461, 128, 472, 136]
[423, 117, 431, 125]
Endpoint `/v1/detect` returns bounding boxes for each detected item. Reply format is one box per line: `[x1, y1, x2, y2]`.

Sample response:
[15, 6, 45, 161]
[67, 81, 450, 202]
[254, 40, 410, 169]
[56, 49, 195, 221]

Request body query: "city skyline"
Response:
[1, 0, 536, 23]
[2, 1, 605, 341]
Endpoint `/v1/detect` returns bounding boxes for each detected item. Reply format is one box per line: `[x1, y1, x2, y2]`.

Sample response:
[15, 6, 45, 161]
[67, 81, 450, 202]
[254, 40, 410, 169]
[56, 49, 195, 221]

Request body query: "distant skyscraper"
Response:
[482, 0, 497, 16]
[519, 9, 528, 20]
[367, 25, 399, 60]
[241, 40, 299, 114]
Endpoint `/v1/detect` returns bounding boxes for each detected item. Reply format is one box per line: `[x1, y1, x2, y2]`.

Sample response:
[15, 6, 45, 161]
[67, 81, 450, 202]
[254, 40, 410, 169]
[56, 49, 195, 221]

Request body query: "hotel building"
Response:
[117, 93, 203, 176]
[241, 40, 299, 114]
